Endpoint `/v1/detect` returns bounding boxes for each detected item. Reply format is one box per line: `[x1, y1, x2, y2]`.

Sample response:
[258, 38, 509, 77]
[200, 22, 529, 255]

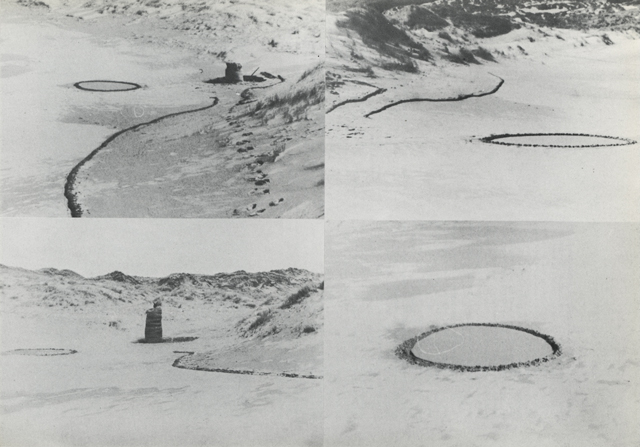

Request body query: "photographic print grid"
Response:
[1, 0, 639, 446]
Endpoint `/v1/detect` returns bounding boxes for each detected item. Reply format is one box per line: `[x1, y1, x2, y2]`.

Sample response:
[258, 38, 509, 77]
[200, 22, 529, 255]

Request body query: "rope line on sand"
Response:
[2, 348, 78, 356]
[64, 98, 219, 217]
[172, 353, 322, 379]
[326, 86, 388, 114]
[480, 132, 637, 148]
[229, 77, 286, 112]
[363, 73, 505, 118]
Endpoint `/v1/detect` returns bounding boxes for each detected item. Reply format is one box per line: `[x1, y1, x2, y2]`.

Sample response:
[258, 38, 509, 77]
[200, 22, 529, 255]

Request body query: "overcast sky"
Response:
[0, 219, 323, 277]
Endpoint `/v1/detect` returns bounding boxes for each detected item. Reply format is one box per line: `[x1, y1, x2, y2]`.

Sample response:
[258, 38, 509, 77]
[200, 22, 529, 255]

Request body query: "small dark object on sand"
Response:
[144, 299, 163, 343]
[225, 62, 243, 83]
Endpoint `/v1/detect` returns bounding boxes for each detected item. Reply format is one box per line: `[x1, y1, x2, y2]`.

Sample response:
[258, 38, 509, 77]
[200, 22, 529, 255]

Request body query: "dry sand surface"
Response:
[1, 0, 324, 218]
[0, 266, 323, 446]
[324, 221, 639, 446]
[326, 10, 640, 221]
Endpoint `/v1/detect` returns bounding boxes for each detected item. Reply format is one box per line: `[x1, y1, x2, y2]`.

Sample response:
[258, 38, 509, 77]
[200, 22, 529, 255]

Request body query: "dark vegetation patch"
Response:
[17, 0, 50, 8]
[326, 71, 346, 90]
[396, 323, 561, 372]
[280, 285, 313, 309]
[397, 5, 450, 31]
[444, 47, 480, 64]
[247, 310, 273, 331]
[438, 30, 454, 42]
[304, 163, 325, 171]
[333, 0, 639, 35]
[471, 46, 496, 62]
[329, 0, 433, 13]
[250, 65, 324, 124]
[253, 85, 323, 117]
[343, 65, 376, 77]
[449, 12, 514, 38]
[336, 7, 432, 65]
[379, 59, 419, 72]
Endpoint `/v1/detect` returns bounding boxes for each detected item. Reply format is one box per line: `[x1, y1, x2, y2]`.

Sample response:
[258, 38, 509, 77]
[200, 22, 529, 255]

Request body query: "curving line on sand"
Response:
[242, 75, 285, 92]
[363, 73, 505, 118]
[326, 86, 387, 114]
[172, 353, 323, 379]
[64, 98, 220, 217]
[230, 77, 286, 112]
[2, 348, 78, 356]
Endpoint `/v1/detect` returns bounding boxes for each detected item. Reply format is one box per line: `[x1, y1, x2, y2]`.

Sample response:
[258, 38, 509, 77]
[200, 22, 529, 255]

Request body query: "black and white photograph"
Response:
[0, 218, 324, 446]
[1, 0, 639, 445]
[325, 221, 639, 446]
[1, 0, 325, 218]
[326, 0, 639, 221]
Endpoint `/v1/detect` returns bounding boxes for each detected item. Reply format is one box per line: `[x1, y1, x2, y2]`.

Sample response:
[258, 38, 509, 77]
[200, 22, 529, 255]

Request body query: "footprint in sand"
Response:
[246, 160, 265, 169]
[248, 187, 271, 196]
[269, 198, 285, 207]
[248, 208, 266, 217]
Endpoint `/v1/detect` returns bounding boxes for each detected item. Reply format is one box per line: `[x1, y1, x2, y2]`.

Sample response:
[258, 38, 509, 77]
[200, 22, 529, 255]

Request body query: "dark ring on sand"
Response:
[135, 336, 199, 344]
[74, 80, 142, 92]
[396, 323, 561, 372]
[480, 133, 637, 148]
[2, 348, 78, 356]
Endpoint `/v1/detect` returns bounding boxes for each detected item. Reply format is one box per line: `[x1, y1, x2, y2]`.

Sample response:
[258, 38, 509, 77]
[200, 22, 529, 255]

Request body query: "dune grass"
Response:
[250, 64, 324, 124]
